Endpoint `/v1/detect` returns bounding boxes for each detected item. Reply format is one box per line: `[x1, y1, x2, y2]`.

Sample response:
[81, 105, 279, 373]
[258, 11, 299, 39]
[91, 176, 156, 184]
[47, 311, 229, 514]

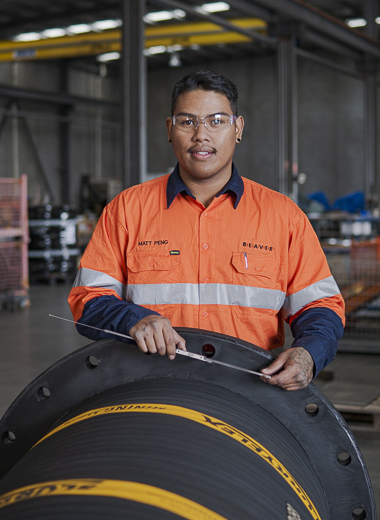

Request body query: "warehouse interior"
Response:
[0, 0, 380, 517]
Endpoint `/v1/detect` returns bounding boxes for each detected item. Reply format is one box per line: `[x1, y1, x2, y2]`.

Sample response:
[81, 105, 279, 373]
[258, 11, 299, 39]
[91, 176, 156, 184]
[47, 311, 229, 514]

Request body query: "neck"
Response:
[180, 169, 232, 208]
[189, 183, 218, 207]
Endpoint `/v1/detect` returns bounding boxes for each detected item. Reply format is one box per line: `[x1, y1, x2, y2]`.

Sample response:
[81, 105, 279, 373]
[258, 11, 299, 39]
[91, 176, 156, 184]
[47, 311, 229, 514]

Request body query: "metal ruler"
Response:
[49, 314, 270, 379]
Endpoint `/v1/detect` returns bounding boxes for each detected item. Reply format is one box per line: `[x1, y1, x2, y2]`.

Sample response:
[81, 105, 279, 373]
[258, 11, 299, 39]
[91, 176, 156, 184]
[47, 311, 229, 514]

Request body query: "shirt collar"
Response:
[166, 163, 244, 209]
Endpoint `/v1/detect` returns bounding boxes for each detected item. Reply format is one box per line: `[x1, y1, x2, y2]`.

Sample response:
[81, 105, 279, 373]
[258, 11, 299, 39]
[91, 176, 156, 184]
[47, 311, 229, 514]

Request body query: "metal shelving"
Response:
[28, 206, 80, 283]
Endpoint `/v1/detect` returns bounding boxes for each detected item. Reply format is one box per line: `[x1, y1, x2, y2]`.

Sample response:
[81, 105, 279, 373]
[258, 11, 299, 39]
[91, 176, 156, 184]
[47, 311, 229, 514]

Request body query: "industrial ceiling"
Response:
[0, 0, 378, 68]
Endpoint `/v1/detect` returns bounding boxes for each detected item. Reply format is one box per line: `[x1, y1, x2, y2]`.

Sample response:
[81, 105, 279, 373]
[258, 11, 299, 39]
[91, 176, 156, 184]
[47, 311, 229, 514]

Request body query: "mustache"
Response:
[187, 145, 217, 153]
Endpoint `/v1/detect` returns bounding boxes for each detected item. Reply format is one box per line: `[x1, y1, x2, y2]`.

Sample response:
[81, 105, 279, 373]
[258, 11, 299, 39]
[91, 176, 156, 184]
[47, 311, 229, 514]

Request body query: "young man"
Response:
[68, 70, 345, 391]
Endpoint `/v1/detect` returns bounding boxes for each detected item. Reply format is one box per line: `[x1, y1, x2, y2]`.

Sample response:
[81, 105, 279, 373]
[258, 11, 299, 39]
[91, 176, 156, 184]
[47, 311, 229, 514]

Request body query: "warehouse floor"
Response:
[0, 283, 379, 515]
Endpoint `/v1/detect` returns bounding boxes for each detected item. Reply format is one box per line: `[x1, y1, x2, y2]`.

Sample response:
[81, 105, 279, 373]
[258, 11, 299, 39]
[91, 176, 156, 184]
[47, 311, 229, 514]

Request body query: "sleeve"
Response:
[75, 295, 159, 342]
[283, 204, 345, 373]
[68, 198, 159, 340]
[290, 307, 344, 376]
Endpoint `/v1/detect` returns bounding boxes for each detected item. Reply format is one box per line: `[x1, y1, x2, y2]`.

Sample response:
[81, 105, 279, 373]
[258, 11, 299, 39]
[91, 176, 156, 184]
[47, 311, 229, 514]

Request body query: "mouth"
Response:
[188, 147, 216, 159]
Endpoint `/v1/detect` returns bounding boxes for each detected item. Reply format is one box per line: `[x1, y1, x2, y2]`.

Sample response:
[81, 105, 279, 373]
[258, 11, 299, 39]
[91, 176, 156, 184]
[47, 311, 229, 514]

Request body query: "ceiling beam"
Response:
[252, 0, 380, 58]
[155, 0, 277, 48]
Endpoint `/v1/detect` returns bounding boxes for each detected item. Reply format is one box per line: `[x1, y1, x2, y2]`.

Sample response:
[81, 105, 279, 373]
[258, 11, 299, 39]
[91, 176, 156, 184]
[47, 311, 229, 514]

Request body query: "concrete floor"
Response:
[0, 283, 379, 516]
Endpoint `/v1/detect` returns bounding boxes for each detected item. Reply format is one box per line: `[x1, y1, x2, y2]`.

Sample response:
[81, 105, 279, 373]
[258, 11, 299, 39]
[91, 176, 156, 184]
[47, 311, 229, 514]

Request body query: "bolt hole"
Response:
[352, 507, 366, 520]
[85, 355, 99, 369]
[338, 452, 351, 466]
[38, 386, 51, 399]
[201, 344, 216, 358]
[305, 403, 319, 417]
[2, 430, 16, 444]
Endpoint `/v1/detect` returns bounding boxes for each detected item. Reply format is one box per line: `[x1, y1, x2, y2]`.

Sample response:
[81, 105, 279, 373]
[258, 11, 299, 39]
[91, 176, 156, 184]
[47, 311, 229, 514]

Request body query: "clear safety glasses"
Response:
[172, 113, 237, 133]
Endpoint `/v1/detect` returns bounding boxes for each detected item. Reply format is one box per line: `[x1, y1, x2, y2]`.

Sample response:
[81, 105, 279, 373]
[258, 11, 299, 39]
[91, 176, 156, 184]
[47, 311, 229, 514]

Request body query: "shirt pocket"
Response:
[127, 251, 180, 284]
[231, 252, 279, 287]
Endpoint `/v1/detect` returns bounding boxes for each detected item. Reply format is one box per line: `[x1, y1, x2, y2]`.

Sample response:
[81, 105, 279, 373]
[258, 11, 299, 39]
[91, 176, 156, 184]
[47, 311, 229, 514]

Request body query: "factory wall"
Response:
[0, 60, 122, 209]
[0, 54, 378, 211]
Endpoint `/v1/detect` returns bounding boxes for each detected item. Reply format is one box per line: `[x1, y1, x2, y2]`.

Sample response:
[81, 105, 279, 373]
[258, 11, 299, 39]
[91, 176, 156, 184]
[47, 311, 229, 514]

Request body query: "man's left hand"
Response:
[260, 347, 314, 391]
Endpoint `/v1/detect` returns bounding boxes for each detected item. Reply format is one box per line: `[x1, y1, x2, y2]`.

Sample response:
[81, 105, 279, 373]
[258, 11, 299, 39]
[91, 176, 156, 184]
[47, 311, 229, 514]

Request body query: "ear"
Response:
[166, 117, 173, 143]
[235, 115, 244, 142]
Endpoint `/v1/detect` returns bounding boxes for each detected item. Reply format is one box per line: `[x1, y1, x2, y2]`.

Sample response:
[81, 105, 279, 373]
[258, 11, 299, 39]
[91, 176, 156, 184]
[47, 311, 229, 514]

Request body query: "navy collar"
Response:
[166, 163, 244, 209]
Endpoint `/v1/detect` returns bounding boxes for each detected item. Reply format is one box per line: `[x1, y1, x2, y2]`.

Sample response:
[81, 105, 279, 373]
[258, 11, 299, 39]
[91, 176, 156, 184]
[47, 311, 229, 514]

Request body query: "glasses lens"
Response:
[173, 114, 235, 132]
[173, 116, 197, 132]
[205, 114, 231, 131]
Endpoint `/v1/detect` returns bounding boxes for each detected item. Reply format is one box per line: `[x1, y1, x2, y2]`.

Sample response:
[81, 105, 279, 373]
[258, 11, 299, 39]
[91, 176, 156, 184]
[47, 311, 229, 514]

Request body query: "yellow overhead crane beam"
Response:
[0, 18, 267, 61]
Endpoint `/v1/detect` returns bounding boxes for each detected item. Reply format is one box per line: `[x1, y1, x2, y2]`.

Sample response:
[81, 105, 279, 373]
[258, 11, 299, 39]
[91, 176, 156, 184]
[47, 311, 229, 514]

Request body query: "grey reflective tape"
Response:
[283, 275, 340, 318]
[200, 284, 285, 310]
[126, 283, 198, 305]
[126, 282, 286, 311]
[73, 267, 126, 299]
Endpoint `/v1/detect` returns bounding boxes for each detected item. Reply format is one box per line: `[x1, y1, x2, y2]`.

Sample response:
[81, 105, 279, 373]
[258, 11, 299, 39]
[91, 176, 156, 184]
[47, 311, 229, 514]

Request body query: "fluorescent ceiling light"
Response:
[144, 11, 173, 23]
[198, 2, 230, 13]
[144, 9, 185, 23]
[171, 9, 186, 19]
[97, 52, 120, 62]
[346, 18, 367, 27]
[41, 28, 67, 38]
[144, 45, 167, 55]
[92, 19, 122, 30]
[13, 32, 42, 42]
[376, 17, 380, 24]
[167, 44, 184, 52]
[67, 23, 92, 34]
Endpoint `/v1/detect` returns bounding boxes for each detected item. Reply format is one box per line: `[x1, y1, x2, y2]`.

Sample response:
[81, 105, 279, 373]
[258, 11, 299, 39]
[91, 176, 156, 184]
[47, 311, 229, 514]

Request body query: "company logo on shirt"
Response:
[243, 242, 273, 251]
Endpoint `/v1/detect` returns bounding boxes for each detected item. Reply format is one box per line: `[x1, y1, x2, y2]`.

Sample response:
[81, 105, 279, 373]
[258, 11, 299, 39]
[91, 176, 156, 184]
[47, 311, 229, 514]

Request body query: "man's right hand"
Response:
[129, 315, 186, 360]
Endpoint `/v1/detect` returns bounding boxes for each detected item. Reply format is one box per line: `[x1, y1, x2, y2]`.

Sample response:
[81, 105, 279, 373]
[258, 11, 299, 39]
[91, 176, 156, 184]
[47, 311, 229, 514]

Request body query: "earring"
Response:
[236, 138, 241, 143]
[169, 139, 172, 143]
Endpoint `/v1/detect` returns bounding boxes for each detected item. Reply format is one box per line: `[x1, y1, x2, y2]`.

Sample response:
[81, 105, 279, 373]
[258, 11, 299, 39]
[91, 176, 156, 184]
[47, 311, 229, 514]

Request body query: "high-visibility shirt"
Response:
[68, 164, 344, 374]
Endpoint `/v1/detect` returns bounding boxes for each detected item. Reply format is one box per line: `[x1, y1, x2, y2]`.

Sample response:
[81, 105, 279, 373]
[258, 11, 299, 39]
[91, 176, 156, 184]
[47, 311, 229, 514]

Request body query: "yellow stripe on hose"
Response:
[33, 403, 321, 520]
[0, 478, 228, 519]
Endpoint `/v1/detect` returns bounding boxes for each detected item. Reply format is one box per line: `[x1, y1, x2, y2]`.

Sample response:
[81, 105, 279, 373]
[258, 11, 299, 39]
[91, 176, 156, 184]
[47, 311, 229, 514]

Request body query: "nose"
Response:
[192, 118, 210, 140]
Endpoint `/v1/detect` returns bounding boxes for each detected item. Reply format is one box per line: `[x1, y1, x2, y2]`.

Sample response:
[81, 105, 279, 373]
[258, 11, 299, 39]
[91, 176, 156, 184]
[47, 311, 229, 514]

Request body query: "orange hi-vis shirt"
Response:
[69, 167, 345, 352]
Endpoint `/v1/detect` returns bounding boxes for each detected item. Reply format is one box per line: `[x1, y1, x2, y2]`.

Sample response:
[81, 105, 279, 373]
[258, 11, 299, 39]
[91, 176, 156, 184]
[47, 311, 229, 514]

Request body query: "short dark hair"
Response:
[171, 70, 239, 115]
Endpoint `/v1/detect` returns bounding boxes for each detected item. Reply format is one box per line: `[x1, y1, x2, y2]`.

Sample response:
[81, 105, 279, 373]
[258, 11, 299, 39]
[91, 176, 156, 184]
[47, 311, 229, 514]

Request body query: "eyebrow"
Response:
[174, 111, 230, 117]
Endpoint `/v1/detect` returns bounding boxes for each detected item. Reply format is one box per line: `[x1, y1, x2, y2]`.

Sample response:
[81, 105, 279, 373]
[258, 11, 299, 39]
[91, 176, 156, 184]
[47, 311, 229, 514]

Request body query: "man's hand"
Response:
[129, 315, 186, 360]
[260, 347, 314, 391]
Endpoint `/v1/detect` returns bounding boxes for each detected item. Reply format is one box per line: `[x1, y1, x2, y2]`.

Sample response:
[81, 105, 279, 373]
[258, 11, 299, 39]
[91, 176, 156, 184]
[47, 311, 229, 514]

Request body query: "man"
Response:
[68, 70, 345, 391]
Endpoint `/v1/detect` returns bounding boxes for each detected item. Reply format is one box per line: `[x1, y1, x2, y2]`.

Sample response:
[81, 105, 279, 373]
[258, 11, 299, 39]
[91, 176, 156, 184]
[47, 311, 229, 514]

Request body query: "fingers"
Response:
[260, 348, 314, 391]
[129, 315, 186, 359]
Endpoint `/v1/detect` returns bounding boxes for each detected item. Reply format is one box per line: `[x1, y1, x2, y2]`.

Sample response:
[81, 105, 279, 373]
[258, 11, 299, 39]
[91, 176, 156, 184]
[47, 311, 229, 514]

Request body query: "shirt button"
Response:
[202, 277, 208, 283]
[203, 244, 208, 249]
[202, 311, 208, 317]
[149, 261, 154, 267]
[203, 212, 208, 217]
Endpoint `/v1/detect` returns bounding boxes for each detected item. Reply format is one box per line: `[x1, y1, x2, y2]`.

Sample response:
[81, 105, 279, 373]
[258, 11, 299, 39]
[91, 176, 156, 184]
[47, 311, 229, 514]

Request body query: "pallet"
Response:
[314, 376, 380, 431]
[334, 395, 380, 431]
[343, 282, 380, 315]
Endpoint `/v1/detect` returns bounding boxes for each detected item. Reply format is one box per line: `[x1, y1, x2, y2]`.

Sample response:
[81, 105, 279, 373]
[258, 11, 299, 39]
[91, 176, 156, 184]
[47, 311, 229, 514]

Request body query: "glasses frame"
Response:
[171, 113, 238, 133]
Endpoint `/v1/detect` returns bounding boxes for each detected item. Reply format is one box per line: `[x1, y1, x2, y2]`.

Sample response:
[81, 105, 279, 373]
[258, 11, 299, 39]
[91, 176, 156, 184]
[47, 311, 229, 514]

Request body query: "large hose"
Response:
[0, 329, 376, 519]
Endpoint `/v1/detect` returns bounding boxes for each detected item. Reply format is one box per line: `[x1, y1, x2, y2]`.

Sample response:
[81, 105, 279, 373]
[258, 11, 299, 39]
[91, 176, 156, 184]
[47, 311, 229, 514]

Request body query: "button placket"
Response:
[199, 210, 210, 318]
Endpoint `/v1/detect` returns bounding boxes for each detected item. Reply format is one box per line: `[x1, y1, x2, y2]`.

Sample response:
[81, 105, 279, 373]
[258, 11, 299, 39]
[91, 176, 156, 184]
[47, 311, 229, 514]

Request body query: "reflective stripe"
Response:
[283, 276, 340, 318]
[73, 268, 339, 316]
[127, 283, 286, 311]
[73, 267, 126, 299]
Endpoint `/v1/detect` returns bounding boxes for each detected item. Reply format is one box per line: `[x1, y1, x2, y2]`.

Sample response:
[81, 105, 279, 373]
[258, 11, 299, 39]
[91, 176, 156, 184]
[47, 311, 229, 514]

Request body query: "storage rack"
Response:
[0, 175, 29, 310]
[325, 237, 380, 353]
[28, 205, 81, 284]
